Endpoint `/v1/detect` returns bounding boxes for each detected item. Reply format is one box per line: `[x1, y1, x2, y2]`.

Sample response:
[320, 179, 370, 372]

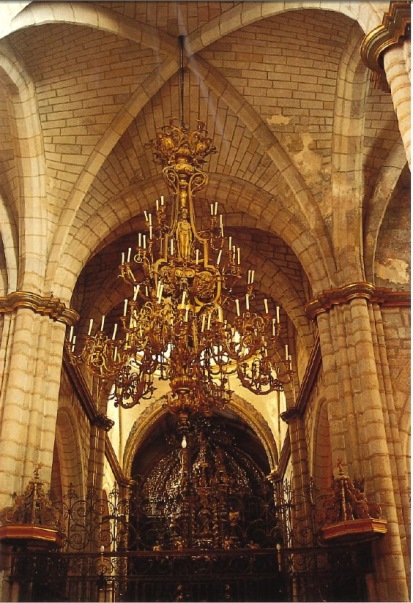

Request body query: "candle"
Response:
[121, 252, 125, 264]
[219, 214, 223, 228]
[247, 270, 251, 285]
[127, 247, 131, 263]
[170, 239, 174, 255]
[161, 195, 164, 205]
[264, 299, 269, 314]
[285, 344, 289, 359]
[69, 326, 74, 342]
[276, 306, 280, 322]
[133, 285, 140, 301]
[251, 270, 255, 283]
[143, 235, 146, 249]
[196, 249, 200, 264]
[228, 236, 232, 251]
[100, 315, 105, 331]
[214, 202, 218, 215]
[123, 299, 128, 316]
[138, 233, 142, 248]
[114, 347, 118, 362]
[217, 250, 222, 265]
[144, 211, 148, 222]
[235, 299, 240, 316]
[210, 203, 214, 216]
[237, 248, 241, 265]
[272, 318, 276, 336]
[246, 294, 249, 310]
[112, 323, 118, 340]
[71, 335, 76, 353]
[156, 199, 159, 211]
[149, 213, 152, 225]
[88, 318, 93, 336]
[149, 225, 153, 239]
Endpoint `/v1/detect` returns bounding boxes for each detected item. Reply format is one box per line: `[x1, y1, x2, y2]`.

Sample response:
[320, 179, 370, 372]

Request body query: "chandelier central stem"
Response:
[179, 35, 185, 130]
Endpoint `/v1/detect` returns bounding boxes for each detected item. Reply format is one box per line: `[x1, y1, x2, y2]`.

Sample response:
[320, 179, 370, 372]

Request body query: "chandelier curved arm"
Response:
[237, 357, 284, 396]
[77, 332, 126, 380]
[112, 362, 155, 409]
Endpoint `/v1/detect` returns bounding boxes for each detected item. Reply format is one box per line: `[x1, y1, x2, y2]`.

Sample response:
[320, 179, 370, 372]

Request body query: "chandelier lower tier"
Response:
[68, 120, 293, 418]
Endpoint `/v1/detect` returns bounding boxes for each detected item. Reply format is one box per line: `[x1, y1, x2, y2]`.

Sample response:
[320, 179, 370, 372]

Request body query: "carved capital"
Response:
[280, 407, 301, 424]
[305, 282, 410, 320]
[0, 291, 78, 326]
[361, 1, 411, 91]
[93, 413, 115, 432]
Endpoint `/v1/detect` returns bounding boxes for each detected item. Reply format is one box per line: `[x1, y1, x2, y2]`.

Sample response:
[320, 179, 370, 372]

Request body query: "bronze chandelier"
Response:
[68, 47, 293, 420]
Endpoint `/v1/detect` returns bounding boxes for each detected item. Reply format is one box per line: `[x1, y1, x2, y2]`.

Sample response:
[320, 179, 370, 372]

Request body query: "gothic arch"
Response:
[123, 394, 279, 479]
[53, 406, 86, 498]
[310, 397, 333, 492]
[0, 41, 47, 294]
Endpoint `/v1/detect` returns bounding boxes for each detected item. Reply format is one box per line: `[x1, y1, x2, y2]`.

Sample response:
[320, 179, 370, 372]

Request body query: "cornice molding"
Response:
[361, 1, 411, 91]
[305, 283, 410, 320]
[0, 291, 79, 326]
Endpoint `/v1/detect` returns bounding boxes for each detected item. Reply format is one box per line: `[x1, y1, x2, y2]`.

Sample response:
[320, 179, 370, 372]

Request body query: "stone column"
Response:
[360, 1, 411, 167]
[307, 284, 409, 601]
[0, 293, 77, 508]
[383, 42, 411, 166]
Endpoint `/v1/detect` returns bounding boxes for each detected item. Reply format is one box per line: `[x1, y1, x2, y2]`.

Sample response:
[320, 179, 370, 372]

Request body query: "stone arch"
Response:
[53, 171, 325, 305]
[10, 2, 177, 55]
[0, 192, 17, 294]
[186, 2, 384, 56]
[123, 394, 279, 479]
[188, 55, 335, 292]
[364, 143, 409, 283]
[310, 398, 333, 492]
[54, 406, 85, 498]
[0, 41, 47, 294]
[331, 24, 370, 284]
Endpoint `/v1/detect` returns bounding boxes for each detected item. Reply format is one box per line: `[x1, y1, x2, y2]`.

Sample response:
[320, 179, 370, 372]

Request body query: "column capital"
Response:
[361, 1, 411, 91]
[0, 291, 78, 326]
[92, 413, 115, 432]
[305, 282, 410, 320]
[280, 407, 301, 424]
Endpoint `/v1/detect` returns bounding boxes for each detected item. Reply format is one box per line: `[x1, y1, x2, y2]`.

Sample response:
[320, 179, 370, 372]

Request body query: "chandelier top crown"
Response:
[148, 118, 216, 169]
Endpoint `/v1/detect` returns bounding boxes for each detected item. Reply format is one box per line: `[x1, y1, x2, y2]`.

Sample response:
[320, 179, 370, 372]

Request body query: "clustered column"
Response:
[310, 286, 409, 602]
[0, 294, 77, 509]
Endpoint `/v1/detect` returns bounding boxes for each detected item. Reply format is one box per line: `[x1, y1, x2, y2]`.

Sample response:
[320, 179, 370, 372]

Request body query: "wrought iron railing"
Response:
[0, 468, 380, 602]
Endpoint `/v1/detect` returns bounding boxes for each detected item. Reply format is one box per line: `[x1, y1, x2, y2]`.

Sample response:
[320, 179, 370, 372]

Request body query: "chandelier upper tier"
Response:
[68, 119, 293, 417]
